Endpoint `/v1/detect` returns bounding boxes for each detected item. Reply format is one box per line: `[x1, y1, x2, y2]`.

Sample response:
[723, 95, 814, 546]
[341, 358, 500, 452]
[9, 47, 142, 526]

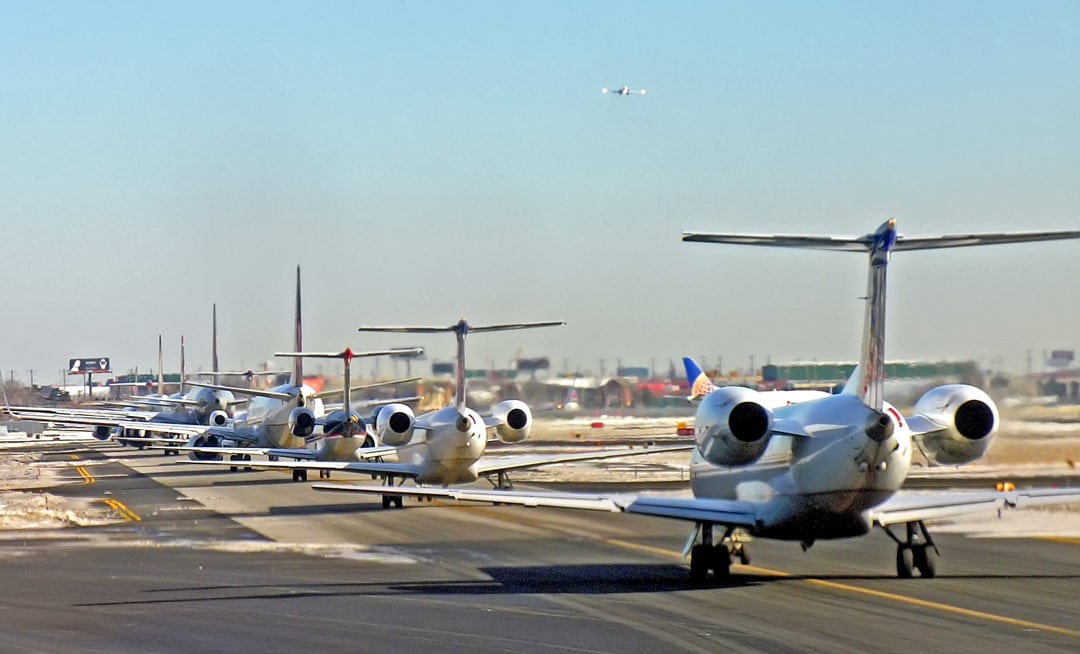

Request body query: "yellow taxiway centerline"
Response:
[442, 503, 1080, 640]
[70, 454, 94, 485]
[102, 498, 141, 522]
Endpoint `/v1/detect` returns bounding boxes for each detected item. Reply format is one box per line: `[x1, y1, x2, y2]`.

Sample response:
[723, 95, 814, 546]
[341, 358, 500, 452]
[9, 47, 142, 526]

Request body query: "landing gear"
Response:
[380, 474, 404, 509]
[381, 494, 404, 509]
[688, 524, 746, 584]
[883, 520, 938, 578]
[488, 470, 514, 490]
[319, 470, 331, 479]
[230, 453, 253, 471]
[292, 469, 308, 482]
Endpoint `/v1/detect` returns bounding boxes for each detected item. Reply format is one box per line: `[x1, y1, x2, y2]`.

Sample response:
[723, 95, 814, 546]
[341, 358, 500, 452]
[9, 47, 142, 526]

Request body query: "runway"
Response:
[1, 440, 1078, 653]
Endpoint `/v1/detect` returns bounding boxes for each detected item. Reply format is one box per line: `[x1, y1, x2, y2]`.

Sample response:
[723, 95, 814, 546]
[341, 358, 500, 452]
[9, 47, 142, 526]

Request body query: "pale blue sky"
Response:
[2, 2, 1078, 383]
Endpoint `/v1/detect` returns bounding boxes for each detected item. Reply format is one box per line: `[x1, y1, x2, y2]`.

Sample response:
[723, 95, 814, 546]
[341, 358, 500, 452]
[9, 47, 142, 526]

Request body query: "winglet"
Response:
[683, 357, 716, 402]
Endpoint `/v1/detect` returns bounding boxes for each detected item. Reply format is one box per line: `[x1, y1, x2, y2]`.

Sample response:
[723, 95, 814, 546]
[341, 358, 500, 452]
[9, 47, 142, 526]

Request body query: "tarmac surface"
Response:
[1, 439, 1078, 653]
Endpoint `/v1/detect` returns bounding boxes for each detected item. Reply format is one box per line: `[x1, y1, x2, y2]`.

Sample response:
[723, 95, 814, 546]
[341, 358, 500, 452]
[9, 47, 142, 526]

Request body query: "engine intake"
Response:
[694, 386, 773, 466]
[376, 403, 415, 446]
[207, 410, 229, 427]
[491, 400, 531, 443]
[289, 407, 317, 439]
[186, 433, 222, 460]
[912, 384, 998, 465]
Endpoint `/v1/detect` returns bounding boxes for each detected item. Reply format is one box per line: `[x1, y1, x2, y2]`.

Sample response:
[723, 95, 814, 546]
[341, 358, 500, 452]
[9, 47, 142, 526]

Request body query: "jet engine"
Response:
[207, 410, 230, 427]
[491, 399, 531, 443]
[289, 407, 317, 439]
[93, 425, 114, 441]
[911, 384, 998, 465]
[376, 403, 415, 446]
[694, 386, 773, 466]
[186, 432, 222, 460]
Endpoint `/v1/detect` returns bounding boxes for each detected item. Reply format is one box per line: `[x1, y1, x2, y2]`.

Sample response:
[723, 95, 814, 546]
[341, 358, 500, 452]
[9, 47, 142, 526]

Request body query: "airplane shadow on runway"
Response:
[74, 565, 1080, 608]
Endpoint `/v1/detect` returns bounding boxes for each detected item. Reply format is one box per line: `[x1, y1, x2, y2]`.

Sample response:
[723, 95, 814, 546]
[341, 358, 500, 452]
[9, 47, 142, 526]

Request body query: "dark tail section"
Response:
[211, 304, 219, 374]
[292, 266, 303, 386]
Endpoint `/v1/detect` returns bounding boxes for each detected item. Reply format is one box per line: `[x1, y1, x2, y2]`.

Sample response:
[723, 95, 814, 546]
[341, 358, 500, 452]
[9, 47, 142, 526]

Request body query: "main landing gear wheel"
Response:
[380, 474, 404, 509]
[689, 523, 738, 584]
[292, 469, 308, 482]
[689, 544, 731, 584]
[885, 520, 939, 579]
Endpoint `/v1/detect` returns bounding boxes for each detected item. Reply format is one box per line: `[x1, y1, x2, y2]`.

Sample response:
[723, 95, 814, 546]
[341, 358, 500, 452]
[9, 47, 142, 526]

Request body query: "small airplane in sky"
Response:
[601, 86, 646, 96]
[312, 220, 1080, 580]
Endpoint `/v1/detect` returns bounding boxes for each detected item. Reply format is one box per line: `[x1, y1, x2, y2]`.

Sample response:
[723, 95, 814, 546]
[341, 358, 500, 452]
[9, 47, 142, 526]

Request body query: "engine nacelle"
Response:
[376, 403, 415, 446]
[207, 410, 230, 427]
[93, 425, 113, 441]
[491, 400, 532, 443]
[186, 432, 222, 460]
[289, 407, 317, 439]
[912, 384, 998, 465]
[694, 386, 773, 466]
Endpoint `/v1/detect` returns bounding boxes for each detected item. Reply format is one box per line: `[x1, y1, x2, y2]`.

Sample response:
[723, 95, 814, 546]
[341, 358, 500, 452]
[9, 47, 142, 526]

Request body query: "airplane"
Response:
[175, 267, 421, 469]
[310, 220, 1080, 580]
[602, 86, 646, 96]
[177, 347, 422, 479]
[4, 330, 241, 450]
[189, 318, 692, 506]
[682, 356, 830, 406]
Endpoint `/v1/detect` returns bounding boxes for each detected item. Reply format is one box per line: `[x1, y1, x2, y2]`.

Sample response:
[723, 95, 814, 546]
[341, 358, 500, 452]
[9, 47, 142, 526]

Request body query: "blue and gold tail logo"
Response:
[682, 357, 715, 401]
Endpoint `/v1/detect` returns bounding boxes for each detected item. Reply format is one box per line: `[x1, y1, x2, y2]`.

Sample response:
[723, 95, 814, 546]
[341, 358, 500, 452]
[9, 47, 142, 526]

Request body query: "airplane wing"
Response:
[184, 381, 294, 401]
[185, 458, 422, 478]
[174, 443, 399, 460]
[474, 444, 693, 476]
[4, 409, 206, 436]
[868, 487, 1080, 526]
[310, 483, 760, 526]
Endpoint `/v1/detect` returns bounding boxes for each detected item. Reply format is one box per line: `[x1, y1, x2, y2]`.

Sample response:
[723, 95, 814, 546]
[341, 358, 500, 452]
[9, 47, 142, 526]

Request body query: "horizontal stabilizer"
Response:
[683, 227, 1080, 253]
[313, 377, 422, 401]
[358, 321, 564, 334]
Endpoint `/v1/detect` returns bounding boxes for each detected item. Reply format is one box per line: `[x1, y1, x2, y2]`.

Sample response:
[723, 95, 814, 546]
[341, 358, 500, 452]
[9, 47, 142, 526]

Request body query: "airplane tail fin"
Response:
[211, 304, 219, 374]
[276, 347, 422, 432]
[292, 266, 303, 387]
[157, 335, 165, 397]
[179, 335, 186, 395]
[683, 357, 716, 402]
[359, 319, 563, 412]
[683, 220, 1080, 412]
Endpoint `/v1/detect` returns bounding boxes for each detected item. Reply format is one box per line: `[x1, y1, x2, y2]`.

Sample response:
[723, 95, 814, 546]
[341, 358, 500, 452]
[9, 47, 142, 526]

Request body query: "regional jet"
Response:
[311, 220, 1080, 580]
[191, 318, 691, 506]
[176, 267, 419, 468]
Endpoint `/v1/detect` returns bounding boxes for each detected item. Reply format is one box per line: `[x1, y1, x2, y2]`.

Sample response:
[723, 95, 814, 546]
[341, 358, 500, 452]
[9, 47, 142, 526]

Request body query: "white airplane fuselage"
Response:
[691, 393, 911, 541]
[235, 384, 324, 450]
[394, 405, 488, 485]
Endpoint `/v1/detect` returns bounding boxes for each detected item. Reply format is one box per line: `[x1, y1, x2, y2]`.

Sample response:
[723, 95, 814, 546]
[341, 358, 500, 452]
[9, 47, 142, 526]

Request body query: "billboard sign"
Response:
[69, 357, 111, 374]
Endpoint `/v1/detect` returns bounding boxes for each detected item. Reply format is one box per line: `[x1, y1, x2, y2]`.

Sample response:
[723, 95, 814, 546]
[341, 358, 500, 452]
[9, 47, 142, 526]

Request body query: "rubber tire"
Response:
[382, 495, 392, 509]
[710, 546, 731, 578]
[896, 546, 915, 578]
[689, 545, 709, 583]
[914, 545, 937, 578]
